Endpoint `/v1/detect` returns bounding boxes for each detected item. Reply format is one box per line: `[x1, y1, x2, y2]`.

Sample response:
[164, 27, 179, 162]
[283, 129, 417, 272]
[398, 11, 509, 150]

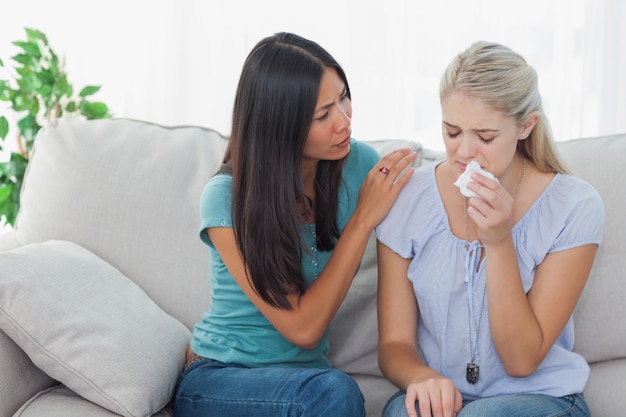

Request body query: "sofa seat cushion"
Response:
[14, 385, 174, 417]
[0, 240, 191, 417]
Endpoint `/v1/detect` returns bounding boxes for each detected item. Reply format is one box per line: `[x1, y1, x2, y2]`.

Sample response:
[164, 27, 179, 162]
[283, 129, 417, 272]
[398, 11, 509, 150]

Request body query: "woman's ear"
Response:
[519, 113, 539, 140]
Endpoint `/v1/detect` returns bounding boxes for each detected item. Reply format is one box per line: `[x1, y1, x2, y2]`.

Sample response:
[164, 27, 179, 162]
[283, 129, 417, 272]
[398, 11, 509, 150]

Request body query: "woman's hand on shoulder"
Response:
[354, 147, 417, 230]
[405, 372, 463, 417]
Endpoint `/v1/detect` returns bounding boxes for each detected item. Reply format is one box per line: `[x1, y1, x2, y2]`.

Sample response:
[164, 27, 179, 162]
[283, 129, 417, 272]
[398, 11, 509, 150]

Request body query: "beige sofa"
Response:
[0, 118, 623, 417]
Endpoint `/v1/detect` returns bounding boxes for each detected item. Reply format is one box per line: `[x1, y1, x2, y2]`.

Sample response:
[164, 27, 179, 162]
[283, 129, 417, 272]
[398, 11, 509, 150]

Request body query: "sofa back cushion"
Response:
[557, 134, 626, 364]
[15, 118, 228, 328]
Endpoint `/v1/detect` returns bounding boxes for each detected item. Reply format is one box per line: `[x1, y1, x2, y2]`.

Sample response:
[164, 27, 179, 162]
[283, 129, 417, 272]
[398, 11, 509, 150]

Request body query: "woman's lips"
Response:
[336, 137, 351, 147]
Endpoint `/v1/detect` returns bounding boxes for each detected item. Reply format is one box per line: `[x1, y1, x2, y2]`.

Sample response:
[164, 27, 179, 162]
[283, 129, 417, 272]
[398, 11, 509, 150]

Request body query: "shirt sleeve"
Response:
[198, 174, 233, 247]
[549, 178, 605, 253]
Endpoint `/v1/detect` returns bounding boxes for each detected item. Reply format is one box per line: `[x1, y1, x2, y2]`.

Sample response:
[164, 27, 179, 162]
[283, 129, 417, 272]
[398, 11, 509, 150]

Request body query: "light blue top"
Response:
[376, 160, 605, 399]
[191, 139, 380, 368]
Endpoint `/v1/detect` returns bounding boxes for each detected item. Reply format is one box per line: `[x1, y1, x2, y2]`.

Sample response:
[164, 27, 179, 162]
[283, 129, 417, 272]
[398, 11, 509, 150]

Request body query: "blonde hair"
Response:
[440, 41, 570, 174]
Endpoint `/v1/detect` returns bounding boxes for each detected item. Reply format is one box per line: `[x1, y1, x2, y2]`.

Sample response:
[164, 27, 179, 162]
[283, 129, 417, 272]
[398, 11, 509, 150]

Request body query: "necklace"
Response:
[463, 158, 526, 384]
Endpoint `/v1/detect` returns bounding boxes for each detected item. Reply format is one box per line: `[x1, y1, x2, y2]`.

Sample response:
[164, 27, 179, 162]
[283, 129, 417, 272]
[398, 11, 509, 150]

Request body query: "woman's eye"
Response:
[446, 132, 460, 138]
[478, 136, 495, 144]
[316, 112, 329, 121]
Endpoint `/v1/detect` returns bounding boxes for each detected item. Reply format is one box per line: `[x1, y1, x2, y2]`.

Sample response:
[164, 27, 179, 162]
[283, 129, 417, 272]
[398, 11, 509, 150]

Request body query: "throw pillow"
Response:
[0, 240, 191, 417]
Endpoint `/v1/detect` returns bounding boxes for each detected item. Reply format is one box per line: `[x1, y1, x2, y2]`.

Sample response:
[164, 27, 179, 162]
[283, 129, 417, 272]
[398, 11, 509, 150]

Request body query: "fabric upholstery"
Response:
[557, 135, 626, 363]
[584, 358, 626, 417]
[0, 330, 55, 417]
[14, 385, 173, 417]
[15, 118, 228, 329]
[0, 240, 191, 417]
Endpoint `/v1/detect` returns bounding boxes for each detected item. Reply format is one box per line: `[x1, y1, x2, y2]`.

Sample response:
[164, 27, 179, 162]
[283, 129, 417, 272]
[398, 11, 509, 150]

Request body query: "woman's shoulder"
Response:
[517, 173, 605, 253]
[544, 174, 604, 213]
[391, 161, 442, 219]
[339, 139, 381, 185]
[202, 173, 232, 192]
[376, 162, 444, 246]
[398, 160, 441, 201]
[347, 139, 381, 166]
[200, 174, 233, 211]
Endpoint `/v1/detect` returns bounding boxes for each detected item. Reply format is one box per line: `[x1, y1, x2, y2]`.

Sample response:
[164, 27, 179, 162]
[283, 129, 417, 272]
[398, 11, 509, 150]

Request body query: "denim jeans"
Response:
[174, 358, 365, 417]
[383, 390, 590, 417]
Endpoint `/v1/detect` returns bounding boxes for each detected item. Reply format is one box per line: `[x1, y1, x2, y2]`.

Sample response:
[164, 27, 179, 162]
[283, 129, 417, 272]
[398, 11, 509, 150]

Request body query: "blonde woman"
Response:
[376, 41, 604, 417]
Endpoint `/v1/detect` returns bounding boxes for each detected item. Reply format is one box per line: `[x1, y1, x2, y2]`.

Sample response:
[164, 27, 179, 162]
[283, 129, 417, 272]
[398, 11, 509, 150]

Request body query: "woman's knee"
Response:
[299, 369, 364, 416]
[459, 394, 589, 417]
[382, 390, 410, 417]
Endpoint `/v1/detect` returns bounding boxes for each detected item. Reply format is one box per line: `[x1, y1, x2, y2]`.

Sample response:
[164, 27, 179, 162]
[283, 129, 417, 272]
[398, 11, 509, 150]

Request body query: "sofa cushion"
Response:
[14, 385, 174, 417]
[14, 385, 122, 417]
[0, 329, 55, 417]
[0, 240, 191, 417]
[557, 134, 626, 363]
[15, 118, 229, 329]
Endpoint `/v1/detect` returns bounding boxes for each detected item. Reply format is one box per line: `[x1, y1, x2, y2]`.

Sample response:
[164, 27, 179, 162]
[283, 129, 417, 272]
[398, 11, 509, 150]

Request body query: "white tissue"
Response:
[454, 161, 498, 198]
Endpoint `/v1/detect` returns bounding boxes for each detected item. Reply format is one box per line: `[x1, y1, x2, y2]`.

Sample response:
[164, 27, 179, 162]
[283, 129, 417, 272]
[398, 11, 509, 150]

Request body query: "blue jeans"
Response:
[174, 358, 365, 417]
[383, 390, 590, 417]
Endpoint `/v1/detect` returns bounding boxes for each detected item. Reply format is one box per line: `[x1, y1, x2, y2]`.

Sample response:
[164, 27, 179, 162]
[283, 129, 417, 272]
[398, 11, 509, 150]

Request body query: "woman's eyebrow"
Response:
[315, 101, 334, 113]
[474, 128, 500, 133]
[443, 121, 500, 133]
[314, 84, 346, 114]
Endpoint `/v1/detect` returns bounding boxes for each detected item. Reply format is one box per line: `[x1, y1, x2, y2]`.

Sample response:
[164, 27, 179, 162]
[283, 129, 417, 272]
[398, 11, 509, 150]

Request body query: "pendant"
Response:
[466, 362, 479, 384]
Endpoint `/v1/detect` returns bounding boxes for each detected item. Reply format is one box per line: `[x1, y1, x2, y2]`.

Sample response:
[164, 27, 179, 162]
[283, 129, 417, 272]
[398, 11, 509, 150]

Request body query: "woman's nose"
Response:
[457, 135, 475, 157]
[336, 101, 352, 132]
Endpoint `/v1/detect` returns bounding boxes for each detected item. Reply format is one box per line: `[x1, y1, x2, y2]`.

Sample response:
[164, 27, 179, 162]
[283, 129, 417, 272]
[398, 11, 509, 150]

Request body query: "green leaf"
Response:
[25, 28, 48, 46]
[18, 71, 42, 92]
[0, 183, 18, 226]
[0, 81, 12, 101]
[17, 115, 40, 144]
[49, 53, 60, 76]
[0, 116, 8, 140]
[0, 160, 10, 177]
[13, 41, 41, 59]
[66, 101, 77, 112]
[15, 65, 32, 79]
[0, 184, 12, 203]
[54, 74, 72, 98]
[12, 53, 34, 66]
[10, 151, 29, 169]
[0, 57, 4, 67]
[36, 69, 56, 87]
[79, 101, 110, 119]
[13, 93, 38, 113]
[39, 84, 53, 100]
[79, 85, 101, 97]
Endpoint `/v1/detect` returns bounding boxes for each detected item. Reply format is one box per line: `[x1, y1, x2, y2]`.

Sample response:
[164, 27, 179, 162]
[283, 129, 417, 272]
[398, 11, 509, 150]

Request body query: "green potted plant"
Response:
[0, 27, 111, 227]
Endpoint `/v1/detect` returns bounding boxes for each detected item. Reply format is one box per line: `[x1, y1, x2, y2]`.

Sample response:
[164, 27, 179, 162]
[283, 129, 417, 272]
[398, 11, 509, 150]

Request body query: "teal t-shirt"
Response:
[191, 139, 380, 368]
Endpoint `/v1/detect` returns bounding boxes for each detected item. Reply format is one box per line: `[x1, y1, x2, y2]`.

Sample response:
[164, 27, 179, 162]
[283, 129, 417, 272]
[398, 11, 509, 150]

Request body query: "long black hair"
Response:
[220, 32, 351, 309]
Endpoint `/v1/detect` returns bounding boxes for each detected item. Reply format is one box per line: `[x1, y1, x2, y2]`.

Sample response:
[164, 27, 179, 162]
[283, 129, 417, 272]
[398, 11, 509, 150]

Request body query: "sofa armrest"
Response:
[0, 230, 53, 415]
[0, 329, 56, 416]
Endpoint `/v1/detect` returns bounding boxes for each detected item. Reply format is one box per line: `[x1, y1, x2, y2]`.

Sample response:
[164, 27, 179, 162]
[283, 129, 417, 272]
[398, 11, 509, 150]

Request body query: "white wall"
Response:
[1, 0, 625, 154]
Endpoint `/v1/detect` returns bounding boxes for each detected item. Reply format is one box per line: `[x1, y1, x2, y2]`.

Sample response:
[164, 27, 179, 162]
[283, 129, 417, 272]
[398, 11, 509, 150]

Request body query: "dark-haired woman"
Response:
[174, 32, 417, 417]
